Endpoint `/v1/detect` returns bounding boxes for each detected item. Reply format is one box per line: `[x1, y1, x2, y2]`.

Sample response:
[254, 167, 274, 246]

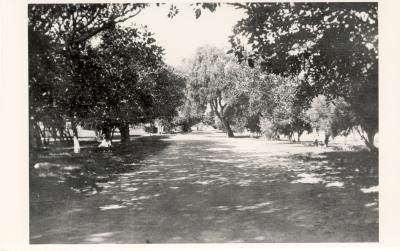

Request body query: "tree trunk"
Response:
[222, 119, 234, 138]
[324, 133, 330, 147]
[50, 126, 58, 142]
[65, 127, 73, 141]
[214, 109, 234, 137]
[71, 120, 80, 154]
[29, 121, 42, 149]
[111, 127, 116, 142]
[356, 126, 378, 152]
[59, 127, 66, 142]
[38, 126, 48, 146]
[288, 132, 294, 142]
[119, 124, 130, 143]
[365, 129, 377, 152]
[297, 131, 303, 142]
[210, 99, 234, 138]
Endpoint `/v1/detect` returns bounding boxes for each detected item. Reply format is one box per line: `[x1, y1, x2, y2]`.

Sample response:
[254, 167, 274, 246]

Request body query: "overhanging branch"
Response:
[70, 8, 143, 44]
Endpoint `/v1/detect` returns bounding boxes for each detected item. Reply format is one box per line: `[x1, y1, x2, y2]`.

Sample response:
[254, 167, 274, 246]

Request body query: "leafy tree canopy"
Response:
[229, 2, 378, 149]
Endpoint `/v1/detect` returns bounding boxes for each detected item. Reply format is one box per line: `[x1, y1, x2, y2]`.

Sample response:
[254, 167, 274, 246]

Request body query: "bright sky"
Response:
[126, 4, 245, 67]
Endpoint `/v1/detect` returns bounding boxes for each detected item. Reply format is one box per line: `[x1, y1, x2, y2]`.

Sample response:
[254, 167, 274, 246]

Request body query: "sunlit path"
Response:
[30, 133, 378, 243]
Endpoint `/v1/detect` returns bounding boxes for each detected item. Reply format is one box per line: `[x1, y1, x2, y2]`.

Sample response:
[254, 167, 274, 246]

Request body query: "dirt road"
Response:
[30, 133, 378, 243]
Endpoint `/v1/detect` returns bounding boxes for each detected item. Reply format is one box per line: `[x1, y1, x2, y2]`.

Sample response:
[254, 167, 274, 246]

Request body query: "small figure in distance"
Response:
[98, 134, 112, 149]
[312, 139, 324, 147]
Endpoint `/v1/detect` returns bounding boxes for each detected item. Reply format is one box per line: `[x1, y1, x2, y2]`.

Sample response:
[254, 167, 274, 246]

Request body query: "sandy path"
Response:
[30, 133, 378, 243]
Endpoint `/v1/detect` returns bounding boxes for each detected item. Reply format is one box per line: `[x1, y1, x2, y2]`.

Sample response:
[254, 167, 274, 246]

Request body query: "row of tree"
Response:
[29, 3, 378, 152]
[29, 4, 185, 150]
[180, 47, 361, 145]
[181, 2, 378, 151]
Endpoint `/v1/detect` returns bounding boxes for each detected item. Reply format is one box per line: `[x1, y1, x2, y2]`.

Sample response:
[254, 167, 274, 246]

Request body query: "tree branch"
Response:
[71, 8, 143, 44]
[74, 9, 100, 34]
[71, 21, 113, 44]
[354, 126, 369, 145]
[213, 99, 219, 112]
[212, 100, 223, 121]
[218, 96, 227, 113]
[115, 8, 143, 23]
[209, 101, 214, 110]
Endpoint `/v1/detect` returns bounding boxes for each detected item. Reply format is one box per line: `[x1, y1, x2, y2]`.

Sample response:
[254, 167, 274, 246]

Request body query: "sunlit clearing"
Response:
[292, 173, 323, 184]
[99, 204, 126, 210]
[236, 202, 272, 211]
[360, 186, 379, 193]
[325, 181, 344, 188]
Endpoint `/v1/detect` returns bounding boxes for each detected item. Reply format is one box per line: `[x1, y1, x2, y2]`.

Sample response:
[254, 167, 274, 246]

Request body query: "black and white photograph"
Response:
[3, 0, 400, 248]
[26, 1, 379, 244]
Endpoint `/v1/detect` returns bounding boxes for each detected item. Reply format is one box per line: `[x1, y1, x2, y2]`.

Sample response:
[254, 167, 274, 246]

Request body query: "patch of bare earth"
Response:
[30, 133, 378, 243]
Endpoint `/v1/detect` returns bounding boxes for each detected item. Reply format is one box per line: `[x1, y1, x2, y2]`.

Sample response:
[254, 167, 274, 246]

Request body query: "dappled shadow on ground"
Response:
[30, 136, 170, 215]
[30, 134, 378, 244]
[291, 150, 378, 188]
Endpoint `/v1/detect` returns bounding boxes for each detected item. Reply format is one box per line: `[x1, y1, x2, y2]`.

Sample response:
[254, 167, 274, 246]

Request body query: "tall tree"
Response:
[84, 26, 163, 143]
[245, 72, 312, 142]
[74, 26, 185, 143]
[29, 21, 67, 148]
[29, 4, 146, 150]
[307, 95, 362, 147]
[184, 46, 247, 137]
[229, 2, 378, 151]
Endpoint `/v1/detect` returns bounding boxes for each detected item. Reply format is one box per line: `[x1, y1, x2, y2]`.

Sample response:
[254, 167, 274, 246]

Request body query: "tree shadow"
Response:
[290, 150, 378, 188]
[30, 136, 172, 216]
[30, 134, 378, 243]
